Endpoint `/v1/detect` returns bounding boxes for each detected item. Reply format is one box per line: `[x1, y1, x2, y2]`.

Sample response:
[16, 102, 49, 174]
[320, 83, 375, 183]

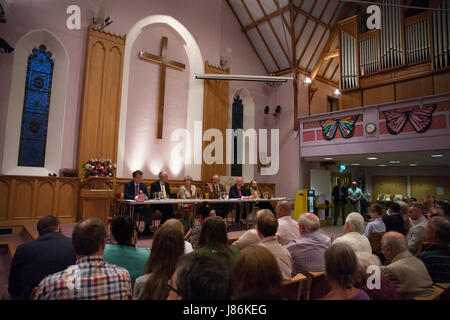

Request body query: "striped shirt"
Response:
[34, 256, 132, 300]
[419, 244, 450, 283]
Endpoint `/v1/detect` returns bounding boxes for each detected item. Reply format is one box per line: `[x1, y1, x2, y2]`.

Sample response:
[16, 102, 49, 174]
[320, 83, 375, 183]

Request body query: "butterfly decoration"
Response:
[319, 116, 359, 140]
[383, 104, 436, 135]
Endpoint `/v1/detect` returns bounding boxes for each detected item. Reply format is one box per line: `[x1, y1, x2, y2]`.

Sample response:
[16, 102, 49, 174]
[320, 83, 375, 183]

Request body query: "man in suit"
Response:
[332, 178, 348, 225]
[8, 216, 76, 299]
[207, 174, 228, 218]
[150, 170, 174, 225]
[124, 170, 153, 236]
[229, 177, 252, 224]
[381, 231, 433, 299]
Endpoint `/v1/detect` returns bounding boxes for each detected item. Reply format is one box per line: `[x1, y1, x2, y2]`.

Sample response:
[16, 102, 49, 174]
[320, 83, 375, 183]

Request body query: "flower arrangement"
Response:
[82, 158, 116, 178]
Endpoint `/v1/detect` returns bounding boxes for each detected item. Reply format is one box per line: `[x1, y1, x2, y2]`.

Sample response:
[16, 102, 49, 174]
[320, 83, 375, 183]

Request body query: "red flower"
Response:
[93, 170, 98, 174]
[103, 169, 107, 173]
[89, 168, 93, 172]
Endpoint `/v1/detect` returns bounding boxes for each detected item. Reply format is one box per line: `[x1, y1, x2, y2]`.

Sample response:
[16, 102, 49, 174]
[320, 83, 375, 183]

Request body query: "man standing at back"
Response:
[34, 217, 131, 300]
[150, 171, 174, 225]
[332, 178, 348, 225]
[8, 216, 76, 300]
[347, 181, 363, 214]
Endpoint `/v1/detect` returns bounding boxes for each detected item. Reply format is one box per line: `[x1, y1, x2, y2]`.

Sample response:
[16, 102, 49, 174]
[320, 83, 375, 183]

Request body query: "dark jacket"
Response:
[150, 180, 171, 199]
[124, 181, 150, 200]
[8, 232, 76, 300]
[332, 185, 348, 204]
[229, 184, 250, 198]
[419, 244, 450, 283]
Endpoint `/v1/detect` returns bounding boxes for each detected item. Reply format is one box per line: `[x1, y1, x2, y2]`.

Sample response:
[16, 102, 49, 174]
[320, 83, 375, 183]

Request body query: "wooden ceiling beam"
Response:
[241, 4, 290, 32]
[310, 2, 352, 80]
[226, 0, 269, 73]
[256, 0, 291, 65]
[324, 48, 340, 60]
[294, 0, 318, 46]
[293, 3, 332, 31]
[296, 0, 329, 67]
[240, 0, 280, 70]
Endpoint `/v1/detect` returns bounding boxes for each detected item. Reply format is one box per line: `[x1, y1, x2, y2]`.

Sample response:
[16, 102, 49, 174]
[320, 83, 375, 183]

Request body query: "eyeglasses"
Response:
[167, 279, 181, 296]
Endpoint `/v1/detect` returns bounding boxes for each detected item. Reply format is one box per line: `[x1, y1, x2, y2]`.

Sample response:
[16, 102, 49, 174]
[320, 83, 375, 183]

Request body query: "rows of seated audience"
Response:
[5, 194, 450, 300]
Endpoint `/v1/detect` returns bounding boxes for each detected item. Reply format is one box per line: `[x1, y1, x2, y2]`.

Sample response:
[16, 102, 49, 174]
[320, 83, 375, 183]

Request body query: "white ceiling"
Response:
[303, 149, 450, 167]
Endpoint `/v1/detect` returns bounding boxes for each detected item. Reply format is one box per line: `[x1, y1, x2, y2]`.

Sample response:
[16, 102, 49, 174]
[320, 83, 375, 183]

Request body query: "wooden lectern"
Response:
[79, 178, 114, 223]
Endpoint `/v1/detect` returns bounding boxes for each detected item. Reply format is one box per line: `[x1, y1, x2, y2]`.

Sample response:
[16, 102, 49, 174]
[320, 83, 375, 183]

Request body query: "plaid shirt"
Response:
[34, 256, 132, 300]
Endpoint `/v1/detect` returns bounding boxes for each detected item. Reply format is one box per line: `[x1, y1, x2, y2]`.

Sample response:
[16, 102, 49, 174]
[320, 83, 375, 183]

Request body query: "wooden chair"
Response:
[435, 283, 450, 300]
[369, 232, 385, 252]
[414, 285, 444, 300]
[281, 273, 307, 300]
[416, 241, 431, 255]
[304, 271, 331, 300]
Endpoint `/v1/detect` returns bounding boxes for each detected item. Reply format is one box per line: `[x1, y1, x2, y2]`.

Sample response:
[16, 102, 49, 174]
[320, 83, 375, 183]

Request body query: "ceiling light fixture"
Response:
[323, 157, 334, 160]
[351, 163, 360, 166]
[389, 160, 400, 164]
[304, 77, 312, 84]
[367, 157, 378, 160]
[409, 163, 419, 166]
[378, 164, 387, 167]
[334, 89, 341, 96]
[431, 154, 444, 158]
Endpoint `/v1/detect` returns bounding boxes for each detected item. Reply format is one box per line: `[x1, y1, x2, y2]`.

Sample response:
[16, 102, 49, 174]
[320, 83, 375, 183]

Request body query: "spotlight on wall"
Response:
[304, 77, 312, 84]
[264, 105, 281, 117]
[334, 89, 341, 96]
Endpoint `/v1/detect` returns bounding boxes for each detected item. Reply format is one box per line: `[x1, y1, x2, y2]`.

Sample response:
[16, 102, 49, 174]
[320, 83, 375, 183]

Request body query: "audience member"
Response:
[165, 218, 193, 254]
[323, 243, 370, 300]
[381, 232, 433, 299]
[419, 216, 450, 283]
[103, 216, 150, 282]
[8, 216, 76, 300]
[256, 210, 293, 280]
[285, 213, 331, 276]
[397, 201, 411, 232]
[167, 253, 232, 300]
[347, 181, 363, 214]
[364, 204, 386, 239]
[275, 201, 300, 245]
[407, 203, 428, 254]
[355, 252, 401, 300]
[133, 223, 185, 300]
[194, 216, 240, 266]
[34, 218, 131, 300]
[231, 210, 265, 250]
[231, 245, 282, 300]
[186, 202, 216, 249]
[383, 201, 407, 235]
[333, 212, 372, 253]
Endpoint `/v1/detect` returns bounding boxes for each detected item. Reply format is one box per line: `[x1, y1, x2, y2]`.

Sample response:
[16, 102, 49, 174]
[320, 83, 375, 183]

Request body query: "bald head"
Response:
[298, 213, 320, 235]
[235, 177, 243, 187]
[276, 201, 291, 219]
[381, 231, 407, 261]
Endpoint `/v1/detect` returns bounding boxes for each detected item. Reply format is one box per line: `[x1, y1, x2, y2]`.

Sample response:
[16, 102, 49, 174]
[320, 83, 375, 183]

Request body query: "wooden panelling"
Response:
[201, 61, 229, 181]
[434, 72, 450, 94]
[411, 176, 450, 201]
[339, 90, 361, 110]
[0, 179, 10, 220]
[363, 84, 395, 106]
[372, 176, 408, 200]
[77, 25, 125, 175]
[396, 76, 433, 101]
[0, 176, 79, 227]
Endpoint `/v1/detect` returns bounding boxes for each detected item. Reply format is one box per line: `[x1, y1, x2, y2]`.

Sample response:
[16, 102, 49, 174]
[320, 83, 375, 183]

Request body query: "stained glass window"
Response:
[18, 45, 54, 167]
[231, 95, 243, 176]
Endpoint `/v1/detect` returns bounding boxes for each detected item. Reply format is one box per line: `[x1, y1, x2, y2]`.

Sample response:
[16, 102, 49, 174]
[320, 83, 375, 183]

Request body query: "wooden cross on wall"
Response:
[139, 36, 185, 139]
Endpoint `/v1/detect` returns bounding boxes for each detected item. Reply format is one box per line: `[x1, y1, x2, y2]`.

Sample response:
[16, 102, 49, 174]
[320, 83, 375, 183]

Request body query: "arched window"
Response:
[18, 45, 54, 167]
[231, 95, 243, 176]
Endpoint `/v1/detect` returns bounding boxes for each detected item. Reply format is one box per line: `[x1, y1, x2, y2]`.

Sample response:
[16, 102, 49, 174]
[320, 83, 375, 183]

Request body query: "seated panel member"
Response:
[229, 177, 253, 225]
[207, 174, 229, 218]
[124, 170, 153, 237]
[249, 180, 274, 213]
[150, 171, 174, 225]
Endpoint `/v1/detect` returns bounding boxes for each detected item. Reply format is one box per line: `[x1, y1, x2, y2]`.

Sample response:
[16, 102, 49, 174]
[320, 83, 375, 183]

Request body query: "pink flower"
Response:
[103, 169, 107, 173]
[93, 170, 98, 174]
[89, 168, 93, 172]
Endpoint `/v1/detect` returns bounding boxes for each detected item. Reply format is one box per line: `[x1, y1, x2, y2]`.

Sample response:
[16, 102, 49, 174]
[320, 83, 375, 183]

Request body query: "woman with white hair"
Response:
[179, 175, 197, 208]
[355, 252, 401, 300]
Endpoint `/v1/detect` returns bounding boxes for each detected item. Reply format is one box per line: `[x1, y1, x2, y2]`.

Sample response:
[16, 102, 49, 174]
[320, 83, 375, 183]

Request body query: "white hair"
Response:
[346, 212, 365, 234]
[298, 213, 320, 232]
[356, 252, 381, 277]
